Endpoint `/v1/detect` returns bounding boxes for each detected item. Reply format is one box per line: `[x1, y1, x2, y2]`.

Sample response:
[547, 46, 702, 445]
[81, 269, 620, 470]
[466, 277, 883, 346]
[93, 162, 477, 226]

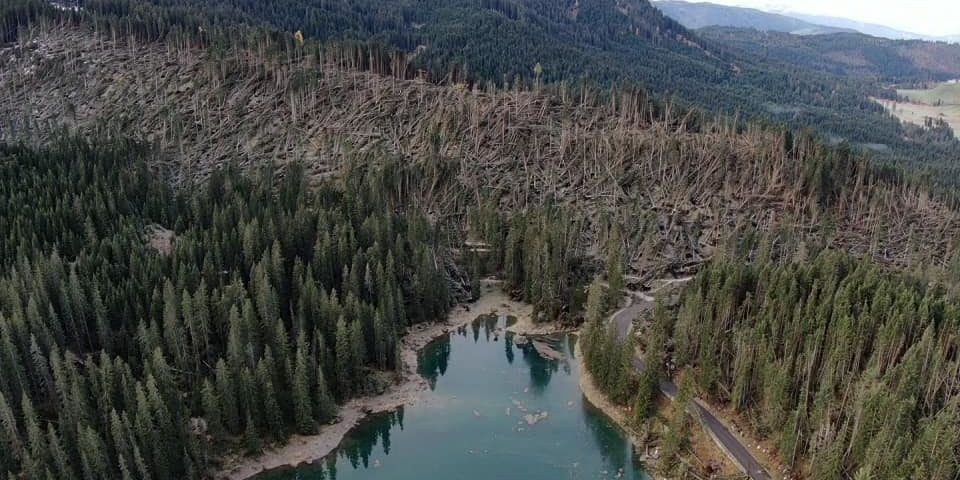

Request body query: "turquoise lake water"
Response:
[256, 315, 649, 480]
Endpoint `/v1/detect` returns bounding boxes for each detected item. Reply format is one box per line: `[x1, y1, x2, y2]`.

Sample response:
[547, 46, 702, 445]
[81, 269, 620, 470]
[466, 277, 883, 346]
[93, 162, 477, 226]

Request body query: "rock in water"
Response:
[523, 411, 549, 425]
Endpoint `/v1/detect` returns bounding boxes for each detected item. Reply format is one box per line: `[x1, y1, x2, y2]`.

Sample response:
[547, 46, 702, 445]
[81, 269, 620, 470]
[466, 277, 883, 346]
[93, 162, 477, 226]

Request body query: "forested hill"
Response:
[6, 0, 960, 189]
[700, 27, 960, 82]
[0, 139, 457, 480]
[4, 22, 960, 279]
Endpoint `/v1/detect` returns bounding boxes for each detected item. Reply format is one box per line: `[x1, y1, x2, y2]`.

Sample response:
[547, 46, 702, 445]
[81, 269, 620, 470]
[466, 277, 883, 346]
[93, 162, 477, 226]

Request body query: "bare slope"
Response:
[1, 24, 957, 277]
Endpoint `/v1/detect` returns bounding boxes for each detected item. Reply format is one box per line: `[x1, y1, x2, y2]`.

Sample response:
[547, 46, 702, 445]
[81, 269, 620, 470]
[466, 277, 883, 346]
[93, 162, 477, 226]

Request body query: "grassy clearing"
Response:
[898, 81, 960, 105]
[876, 82, 960, 138]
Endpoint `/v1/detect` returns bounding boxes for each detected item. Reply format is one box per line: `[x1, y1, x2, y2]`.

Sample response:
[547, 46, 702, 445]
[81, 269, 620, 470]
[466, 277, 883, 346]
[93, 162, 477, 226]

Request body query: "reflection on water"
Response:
[521, 337, 559, 395]
[339, 410, 402, 470]
[418, 336, 450, 390]
[256, 314, 649, 480]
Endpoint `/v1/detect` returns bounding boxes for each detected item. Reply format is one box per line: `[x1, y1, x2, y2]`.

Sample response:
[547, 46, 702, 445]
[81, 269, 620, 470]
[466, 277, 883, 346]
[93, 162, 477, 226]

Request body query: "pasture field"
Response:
[876, 82, 960, 138]
[898, 81, 960, 105]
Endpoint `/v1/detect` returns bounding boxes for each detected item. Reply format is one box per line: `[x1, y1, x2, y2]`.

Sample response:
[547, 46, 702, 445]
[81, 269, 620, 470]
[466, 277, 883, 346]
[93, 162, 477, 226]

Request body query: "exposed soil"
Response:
[146, 225, 175, 256]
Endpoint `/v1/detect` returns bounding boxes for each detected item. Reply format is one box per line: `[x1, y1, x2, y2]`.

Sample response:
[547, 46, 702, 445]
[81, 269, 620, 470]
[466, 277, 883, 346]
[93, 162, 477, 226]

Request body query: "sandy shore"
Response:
[219, 279, 530, 480]
[575, 338, 644, 448]
[577, 337, 677, 480]
[576, 336, 740, 479]
[504, 302, 574, 336]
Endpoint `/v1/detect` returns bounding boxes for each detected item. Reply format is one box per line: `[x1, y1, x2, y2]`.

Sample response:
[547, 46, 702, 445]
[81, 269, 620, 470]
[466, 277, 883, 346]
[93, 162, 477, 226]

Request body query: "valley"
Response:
[0, 1, 958, 479]
[880, 82, 960, 139]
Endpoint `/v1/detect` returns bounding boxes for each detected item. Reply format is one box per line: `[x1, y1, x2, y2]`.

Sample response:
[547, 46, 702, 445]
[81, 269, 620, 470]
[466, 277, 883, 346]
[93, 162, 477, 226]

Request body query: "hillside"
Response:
[652, 1, 959, 43]
[700, 27, 960, 82]
[10, 0, 956, 189]
[900, 82, 960, 105]
[878, 82, 960, 140]
[2, 24, 958, 279]
[788, 12, 956, 43]
[652, 0, 849, 35]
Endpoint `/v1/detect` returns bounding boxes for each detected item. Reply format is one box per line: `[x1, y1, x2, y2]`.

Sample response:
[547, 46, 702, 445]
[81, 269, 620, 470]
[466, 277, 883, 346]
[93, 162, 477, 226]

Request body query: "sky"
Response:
[700, 0, 960, 37]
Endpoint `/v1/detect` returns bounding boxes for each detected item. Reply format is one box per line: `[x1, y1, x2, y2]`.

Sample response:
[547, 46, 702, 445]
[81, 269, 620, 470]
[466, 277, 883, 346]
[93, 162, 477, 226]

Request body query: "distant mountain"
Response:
[784, 12, 954, 43]
[700, 27, 960, 81]
[652, 0, 849, 35]
[650, 1, 958, 44]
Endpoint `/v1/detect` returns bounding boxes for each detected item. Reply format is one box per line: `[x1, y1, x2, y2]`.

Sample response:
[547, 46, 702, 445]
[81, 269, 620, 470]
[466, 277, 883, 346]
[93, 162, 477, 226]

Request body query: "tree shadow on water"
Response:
[417, 337, 452, 390]
[581, 400, 636, 476]
[338, 409, 404, 471]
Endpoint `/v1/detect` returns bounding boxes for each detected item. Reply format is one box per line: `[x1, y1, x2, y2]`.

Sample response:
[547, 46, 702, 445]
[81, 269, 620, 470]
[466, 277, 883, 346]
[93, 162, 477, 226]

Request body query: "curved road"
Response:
[611, 291, 770, 480]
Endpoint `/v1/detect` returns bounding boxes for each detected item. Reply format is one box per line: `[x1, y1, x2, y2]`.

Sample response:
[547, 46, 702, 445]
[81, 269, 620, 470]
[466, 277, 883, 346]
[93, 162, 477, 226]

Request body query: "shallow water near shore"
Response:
[256, 315, 649, 480]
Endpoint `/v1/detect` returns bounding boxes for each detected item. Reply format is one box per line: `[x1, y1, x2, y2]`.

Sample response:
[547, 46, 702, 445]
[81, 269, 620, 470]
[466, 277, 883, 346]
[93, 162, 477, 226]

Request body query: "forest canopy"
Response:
[669, 251, 960, 478]
[0, 139, 452, 479]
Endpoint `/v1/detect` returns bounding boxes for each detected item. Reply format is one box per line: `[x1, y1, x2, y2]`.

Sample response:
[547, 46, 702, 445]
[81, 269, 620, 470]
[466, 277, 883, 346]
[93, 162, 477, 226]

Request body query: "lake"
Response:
[256, 315, 649, 480]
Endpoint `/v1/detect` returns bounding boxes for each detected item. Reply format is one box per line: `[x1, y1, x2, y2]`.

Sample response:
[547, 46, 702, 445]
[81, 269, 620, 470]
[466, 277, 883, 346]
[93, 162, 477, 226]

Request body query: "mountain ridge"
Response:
[785, 11, 959, 43]
[14, 0, 951, 188]
[652, 0, 851, 35]
[651, 0, 959, 43]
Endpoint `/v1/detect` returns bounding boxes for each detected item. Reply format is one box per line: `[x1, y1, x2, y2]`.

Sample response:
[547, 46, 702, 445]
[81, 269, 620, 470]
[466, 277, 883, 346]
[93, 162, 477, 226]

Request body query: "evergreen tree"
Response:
[214, 360, 239, 435]
[314, 367, 337, 424]
[0, 392, 22, 468]
[334, 317, 353, 398]
[200, 380, 222, 438]
[242, 413, 261, 456]
[46, 424, 77, 480]
[77, 425, 110, 480]
[605, 226, 625, 309]
[20, 394, 46, 478]
[292, 335, 315, 435]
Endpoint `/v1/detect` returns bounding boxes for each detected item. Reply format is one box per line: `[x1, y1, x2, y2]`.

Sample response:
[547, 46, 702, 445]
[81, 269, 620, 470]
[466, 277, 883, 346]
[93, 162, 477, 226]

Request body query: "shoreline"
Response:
[574, 338, 646, 451]
[576, 338, 668, 480]
[218, 279, 534, 480]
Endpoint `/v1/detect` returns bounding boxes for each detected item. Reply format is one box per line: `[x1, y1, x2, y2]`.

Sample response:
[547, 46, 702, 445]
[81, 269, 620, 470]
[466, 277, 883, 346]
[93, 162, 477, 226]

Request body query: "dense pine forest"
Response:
[0, 139, 452, 479]
[670, 252, 959, 478]
[578, 244, 960, 479]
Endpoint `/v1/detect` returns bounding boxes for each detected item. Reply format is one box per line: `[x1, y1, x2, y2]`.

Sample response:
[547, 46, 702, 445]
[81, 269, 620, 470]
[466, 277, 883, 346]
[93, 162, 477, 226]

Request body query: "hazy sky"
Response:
[701, 0, 960, 37]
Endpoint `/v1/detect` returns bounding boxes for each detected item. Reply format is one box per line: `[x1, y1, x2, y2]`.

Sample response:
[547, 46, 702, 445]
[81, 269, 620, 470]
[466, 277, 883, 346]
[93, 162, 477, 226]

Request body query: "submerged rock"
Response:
[523, 411, 549, 425]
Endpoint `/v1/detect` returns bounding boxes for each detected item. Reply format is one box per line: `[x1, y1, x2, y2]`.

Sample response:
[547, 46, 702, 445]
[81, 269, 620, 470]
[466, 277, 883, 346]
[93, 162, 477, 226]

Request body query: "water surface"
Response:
[258, 315, 649, 480]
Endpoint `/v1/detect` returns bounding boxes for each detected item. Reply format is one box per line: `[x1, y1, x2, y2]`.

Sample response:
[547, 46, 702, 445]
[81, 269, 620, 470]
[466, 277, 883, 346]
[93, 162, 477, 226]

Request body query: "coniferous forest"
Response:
[579, 246, 960, 479]
[0, 139, 451, 479]
[672, 252, 960, 478]
[1, 0, 960, 478]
